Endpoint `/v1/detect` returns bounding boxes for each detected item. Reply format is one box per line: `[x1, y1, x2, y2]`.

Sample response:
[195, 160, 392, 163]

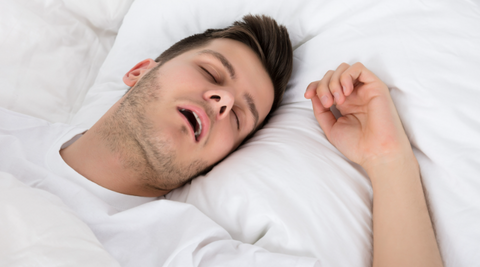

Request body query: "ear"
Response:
[123, 59, 158, 87]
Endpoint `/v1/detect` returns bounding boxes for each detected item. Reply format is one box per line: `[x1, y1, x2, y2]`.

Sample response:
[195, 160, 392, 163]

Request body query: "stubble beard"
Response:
[98, 67, 209, 193]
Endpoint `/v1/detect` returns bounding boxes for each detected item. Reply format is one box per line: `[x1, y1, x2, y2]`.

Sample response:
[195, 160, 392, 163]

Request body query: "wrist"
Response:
[362, 150, 419, 185]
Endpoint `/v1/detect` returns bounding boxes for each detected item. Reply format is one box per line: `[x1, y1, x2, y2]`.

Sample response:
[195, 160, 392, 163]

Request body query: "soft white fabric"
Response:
[2, 0, 480, 266]
[0, 107, 319, 267]
[69, 0, 480, 266]
[0, 172, 120, 267]
[0, 0, 134, 123]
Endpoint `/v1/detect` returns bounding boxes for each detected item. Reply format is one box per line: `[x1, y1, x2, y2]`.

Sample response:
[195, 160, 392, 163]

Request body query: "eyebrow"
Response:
[244, 93, 259, 130]
[198, 49, 235, 79]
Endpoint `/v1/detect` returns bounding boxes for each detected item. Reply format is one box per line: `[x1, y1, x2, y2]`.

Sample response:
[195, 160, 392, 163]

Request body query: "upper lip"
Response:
[178, 105, 210, 142]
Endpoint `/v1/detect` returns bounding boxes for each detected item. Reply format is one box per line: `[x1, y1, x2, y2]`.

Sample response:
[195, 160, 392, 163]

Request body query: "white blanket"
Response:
[0, 171, 119, 267]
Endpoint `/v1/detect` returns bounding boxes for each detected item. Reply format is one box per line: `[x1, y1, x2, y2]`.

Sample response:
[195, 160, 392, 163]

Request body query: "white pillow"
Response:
[0, 172, 120, 267]
[0, 0, 134, 123]
[73, 0, 480, 266]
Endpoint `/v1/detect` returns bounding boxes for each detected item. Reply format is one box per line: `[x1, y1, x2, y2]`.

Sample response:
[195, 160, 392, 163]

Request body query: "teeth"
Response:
[192, 111, 202, 138]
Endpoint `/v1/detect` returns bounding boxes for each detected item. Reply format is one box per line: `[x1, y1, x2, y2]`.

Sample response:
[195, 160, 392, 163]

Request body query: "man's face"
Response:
[114, 38, 274, 194]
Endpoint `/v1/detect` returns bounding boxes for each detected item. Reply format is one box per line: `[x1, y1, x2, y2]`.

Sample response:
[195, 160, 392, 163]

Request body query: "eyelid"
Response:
[231, 109, 240, 130]
[201, 66, 218, 83]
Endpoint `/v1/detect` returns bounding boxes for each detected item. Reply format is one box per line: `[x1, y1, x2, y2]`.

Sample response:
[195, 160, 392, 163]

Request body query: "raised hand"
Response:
[305, 63, 443, 267]
[304, 62, 411, 171]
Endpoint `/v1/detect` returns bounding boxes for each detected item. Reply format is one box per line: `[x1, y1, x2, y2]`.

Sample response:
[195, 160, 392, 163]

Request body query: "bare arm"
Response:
[305, 63, 443, 267]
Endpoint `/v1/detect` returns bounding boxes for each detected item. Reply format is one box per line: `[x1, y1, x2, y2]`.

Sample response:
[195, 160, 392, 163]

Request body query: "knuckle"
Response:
[354, 62, 365, 68]
[328, 80, 341, 92]
[323, 70, 334, 78]
[316, 85, 327, 95]
[340, 72, 349, 82]
[307, 81, 317, 90]
[319, 75, 331, 86]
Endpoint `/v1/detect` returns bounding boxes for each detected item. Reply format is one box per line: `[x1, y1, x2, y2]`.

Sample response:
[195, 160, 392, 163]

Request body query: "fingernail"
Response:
[333, 92, 340, 103]
[342, 86, 346, 94]
[321, 95, 329, 107]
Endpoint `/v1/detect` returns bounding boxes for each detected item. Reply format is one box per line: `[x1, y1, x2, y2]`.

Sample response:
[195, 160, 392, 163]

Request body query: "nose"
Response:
[204, 89, 235, 120]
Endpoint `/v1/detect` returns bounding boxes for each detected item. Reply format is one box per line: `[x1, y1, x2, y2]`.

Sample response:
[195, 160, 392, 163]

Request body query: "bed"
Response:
[1, 0, 479, 266]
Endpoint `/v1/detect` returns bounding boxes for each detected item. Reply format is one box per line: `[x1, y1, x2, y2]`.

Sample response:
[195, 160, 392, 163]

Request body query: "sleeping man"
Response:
[0, 15, 442, 266]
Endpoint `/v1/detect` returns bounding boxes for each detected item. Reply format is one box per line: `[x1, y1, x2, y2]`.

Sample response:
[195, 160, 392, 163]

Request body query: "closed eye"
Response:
[231, 109, 240, 130]
[201, 67, 217, 83]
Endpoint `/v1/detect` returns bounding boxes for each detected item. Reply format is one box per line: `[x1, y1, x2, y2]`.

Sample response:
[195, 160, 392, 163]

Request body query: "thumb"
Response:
[311, 95, 336, 139]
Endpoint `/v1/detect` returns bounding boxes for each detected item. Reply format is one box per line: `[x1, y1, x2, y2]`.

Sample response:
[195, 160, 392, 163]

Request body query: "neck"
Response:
[60, 114, 170, 197]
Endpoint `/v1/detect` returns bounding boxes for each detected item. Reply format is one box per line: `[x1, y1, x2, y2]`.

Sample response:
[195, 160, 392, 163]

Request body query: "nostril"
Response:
[219, 106, 226, 114]
[210, 95, 221, 102]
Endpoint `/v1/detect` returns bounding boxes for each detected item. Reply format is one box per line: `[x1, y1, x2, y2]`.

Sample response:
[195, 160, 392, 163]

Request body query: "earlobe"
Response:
[123, 59, 158, 87]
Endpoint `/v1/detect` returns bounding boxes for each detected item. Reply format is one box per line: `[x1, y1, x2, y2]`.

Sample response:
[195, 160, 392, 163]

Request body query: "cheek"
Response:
[162, 67, 203, 91]
[147, 112, 187, 148]
[206, 126, 237, 162]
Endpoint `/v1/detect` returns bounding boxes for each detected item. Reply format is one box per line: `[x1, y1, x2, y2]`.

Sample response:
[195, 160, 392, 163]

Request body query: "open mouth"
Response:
[179, 108, 202, 141]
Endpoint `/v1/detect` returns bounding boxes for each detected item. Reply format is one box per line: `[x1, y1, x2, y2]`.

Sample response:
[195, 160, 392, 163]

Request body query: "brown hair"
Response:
[155, 14, 293, 128]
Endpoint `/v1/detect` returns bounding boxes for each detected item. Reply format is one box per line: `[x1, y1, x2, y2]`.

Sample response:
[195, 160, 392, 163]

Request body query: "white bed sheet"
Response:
[1, 0, 480, 266]
[0, 0, 133, 123]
